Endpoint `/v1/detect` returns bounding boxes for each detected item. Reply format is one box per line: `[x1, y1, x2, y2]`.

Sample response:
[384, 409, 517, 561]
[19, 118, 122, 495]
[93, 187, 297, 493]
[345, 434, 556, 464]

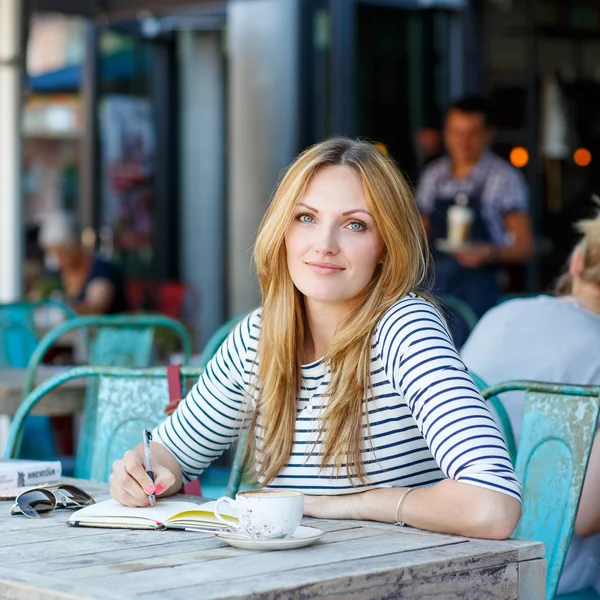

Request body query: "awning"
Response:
[29, 49, 143, 93]
[32, 0, 217, 20]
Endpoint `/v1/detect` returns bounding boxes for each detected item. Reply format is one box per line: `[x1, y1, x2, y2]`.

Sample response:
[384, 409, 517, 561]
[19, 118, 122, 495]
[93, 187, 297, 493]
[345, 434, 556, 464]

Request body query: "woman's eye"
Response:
[298, 214, 315, 223]
[347, 221, 366, 232]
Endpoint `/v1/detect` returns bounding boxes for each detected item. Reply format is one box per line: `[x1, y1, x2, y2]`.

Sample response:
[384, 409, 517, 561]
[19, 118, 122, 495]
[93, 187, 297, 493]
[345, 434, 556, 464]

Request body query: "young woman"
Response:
[463, 210, 600, 590]
[110, 138, 521, 539]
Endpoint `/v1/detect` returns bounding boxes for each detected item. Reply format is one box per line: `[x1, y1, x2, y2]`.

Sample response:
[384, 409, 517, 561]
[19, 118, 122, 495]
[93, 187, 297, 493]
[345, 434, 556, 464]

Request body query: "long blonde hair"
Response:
[251, 137, 430, 486]
[555, 207, 600, 295]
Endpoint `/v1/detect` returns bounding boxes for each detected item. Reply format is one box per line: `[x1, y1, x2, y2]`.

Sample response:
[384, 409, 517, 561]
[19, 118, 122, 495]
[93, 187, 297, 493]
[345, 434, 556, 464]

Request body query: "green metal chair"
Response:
[4, 365, 248, 498]
[0, 300, 78, 460]
[0, 299, 76, 368]
[19, 315, 192, 478]
[470, 371, 518, 464]
[481, 381, 600, 600]
[22, 314, 192, 399]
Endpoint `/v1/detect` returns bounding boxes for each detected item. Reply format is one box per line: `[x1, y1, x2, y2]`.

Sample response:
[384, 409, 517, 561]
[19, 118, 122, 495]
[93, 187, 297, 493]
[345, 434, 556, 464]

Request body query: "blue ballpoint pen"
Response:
[143, 429, 156, 506]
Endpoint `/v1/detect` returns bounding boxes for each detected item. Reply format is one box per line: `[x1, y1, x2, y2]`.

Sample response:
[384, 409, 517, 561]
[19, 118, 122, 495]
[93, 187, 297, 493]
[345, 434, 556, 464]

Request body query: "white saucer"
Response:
[434, 239, 473, 253]
[214, 524, 324, 550]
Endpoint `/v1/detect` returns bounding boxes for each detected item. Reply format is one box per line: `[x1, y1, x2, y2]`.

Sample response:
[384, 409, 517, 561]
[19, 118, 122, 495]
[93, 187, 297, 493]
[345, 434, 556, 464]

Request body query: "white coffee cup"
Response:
[214, 489, 304, 539]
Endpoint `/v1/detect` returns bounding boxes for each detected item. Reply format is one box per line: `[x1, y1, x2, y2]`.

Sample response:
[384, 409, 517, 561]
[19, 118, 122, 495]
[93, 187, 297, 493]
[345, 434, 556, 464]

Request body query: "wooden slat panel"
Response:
[518, 558, 546, 600]
[140, 546, 521, 600]
[51, 526, 392, 581]
[77, 532, 468, 597]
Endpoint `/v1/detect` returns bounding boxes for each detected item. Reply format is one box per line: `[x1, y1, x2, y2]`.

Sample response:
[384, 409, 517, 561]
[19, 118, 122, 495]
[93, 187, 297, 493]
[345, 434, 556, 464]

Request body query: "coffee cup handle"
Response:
[213, 496, 238, 529]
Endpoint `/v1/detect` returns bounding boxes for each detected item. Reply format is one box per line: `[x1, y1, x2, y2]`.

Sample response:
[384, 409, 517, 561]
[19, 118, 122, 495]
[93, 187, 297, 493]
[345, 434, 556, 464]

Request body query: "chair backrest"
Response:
[481, 381, 600, 600]
[3, 365, 247, 497]
[89, 372, 199, 482]
[22, 314, 192, 399]
[0, 300, 76, 367]
[470, 371, 517, 464]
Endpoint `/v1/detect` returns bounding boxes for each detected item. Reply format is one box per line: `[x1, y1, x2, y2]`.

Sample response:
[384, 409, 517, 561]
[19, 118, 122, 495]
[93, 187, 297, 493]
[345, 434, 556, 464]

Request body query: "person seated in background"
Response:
[461, 210, 600, 596]
[38, 211, 129, 315]
[415, 95, 534, 345]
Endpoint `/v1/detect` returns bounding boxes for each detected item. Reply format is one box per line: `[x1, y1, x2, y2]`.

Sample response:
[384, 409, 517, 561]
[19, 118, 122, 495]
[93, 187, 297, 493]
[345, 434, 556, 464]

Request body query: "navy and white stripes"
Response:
[153, 293, 521, 500]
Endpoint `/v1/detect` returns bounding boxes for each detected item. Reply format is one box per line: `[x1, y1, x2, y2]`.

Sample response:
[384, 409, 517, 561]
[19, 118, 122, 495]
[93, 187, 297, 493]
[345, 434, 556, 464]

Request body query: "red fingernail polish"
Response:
[155, 483, 164, 494]
[145, 485, 155, 494]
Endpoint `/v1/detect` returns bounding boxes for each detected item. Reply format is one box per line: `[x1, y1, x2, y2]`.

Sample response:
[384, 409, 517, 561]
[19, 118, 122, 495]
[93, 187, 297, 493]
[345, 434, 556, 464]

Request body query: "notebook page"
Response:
[68, 498, 212, 527]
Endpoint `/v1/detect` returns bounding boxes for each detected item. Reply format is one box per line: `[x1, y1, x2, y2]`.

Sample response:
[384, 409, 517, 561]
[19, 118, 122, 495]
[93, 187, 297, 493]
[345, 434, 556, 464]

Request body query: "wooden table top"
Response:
[0, 479, 545, 600]
[0, 366, 87, 416]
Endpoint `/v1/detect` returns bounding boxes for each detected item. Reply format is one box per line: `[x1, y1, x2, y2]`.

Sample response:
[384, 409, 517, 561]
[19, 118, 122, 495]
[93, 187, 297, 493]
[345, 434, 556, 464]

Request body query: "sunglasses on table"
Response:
[10, 484, 96, 518]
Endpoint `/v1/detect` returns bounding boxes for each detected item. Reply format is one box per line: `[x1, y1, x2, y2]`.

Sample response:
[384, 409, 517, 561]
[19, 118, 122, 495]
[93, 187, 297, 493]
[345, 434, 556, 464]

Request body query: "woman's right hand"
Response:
[110, 446, 177, 507]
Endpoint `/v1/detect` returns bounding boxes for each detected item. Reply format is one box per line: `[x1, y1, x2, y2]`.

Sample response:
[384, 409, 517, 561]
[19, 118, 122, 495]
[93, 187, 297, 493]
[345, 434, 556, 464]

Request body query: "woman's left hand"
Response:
[303, 493, 363, 520]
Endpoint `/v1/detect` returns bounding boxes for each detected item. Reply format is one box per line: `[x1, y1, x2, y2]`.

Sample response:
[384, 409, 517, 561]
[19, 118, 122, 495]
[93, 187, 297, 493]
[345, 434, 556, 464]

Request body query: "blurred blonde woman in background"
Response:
[462, 210, 600, 594]
[110, 137, 521, 539]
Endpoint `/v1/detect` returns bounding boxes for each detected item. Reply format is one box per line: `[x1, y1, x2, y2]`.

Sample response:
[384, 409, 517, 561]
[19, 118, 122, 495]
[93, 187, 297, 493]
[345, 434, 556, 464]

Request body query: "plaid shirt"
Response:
[415, 151, 529, 246]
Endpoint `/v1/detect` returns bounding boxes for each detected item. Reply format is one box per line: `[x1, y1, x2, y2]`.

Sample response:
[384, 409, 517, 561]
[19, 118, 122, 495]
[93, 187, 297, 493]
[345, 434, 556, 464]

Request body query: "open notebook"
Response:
[67, 498, 237, 531]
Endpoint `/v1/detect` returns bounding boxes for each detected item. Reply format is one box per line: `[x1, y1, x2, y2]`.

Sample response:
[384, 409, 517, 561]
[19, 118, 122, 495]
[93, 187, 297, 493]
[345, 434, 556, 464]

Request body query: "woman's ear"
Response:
[569, 245, 585, 277]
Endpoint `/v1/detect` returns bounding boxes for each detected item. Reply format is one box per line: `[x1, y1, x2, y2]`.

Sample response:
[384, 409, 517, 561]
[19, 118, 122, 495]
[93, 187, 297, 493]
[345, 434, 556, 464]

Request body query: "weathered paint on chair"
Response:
[89, 375, 177, 482]
[482, 381, 600, 600]
[76, 326, 156, 478]
[4, 366, 248, 498]
[470, 371, 518, 464]
[14, 314, 191, 475]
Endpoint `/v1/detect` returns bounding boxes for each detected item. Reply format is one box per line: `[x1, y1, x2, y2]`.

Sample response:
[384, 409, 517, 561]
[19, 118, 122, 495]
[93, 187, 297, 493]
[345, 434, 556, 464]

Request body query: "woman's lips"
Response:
[306, 262, 345, 275]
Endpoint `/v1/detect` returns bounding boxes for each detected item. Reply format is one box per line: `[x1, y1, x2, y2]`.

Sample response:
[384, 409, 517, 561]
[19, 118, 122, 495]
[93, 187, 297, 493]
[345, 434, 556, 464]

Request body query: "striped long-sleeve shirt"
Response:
[154, 293, 521, 500]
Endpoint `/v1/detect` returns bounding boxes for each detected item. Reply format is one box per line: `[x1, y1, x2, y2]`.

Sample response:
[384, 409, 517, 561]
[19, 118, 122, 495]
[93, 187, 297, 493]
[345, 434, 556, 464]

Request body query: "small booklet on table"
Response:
[67, 498, 237, 531]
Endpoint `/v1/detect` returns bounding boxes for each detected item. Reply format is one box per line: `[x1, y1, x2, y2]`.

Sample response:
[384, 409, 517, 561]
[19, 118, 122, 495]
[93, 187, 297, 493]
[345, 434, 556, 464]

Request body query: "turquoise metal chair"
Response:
[19, 315, 192, 478]
[4, 365, 248, 498]
[481, 381, 600, 600]
[22, 314, 192, 399]
[470, 371, 518, 464]
[0, 300, 77, 460]
[0, 300, 76, 368]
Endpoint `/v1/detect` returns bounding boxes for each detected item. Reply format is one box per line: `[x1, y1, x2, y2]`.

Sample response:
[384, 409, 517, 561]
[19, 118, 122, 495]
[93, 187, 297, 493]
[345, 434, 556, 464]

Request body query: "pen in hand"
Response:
[143, 429, 156, 506]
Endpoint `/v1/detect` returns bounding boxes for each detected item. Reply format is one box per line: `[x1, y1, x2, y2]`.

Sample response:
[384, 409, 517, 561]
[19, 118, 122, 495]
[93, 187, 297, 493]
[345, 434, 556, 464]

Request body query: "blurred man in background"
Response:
[415, 95, 533, 344]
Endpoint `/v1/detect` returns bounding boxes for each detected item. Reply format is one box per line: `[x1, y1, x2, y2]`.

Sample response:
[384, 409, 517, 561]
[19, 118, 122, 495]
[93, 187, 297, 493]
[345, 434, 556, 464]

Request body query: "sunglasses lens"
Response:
[17, 490, 56, 518]
[57, 485, 95, 507]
